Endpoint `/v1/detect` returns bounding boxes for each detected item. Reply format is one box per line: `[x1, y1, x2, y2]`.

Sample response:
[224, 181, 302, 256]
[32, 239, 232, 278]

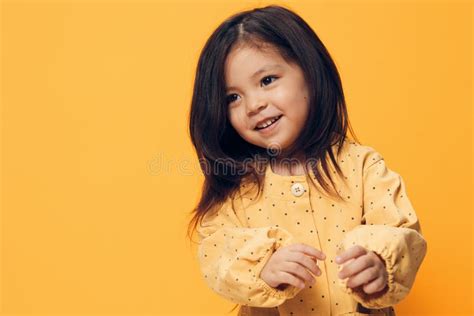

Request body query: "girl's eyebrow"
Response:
[250, 64, 283, 79]
[226, 64, 283, 92]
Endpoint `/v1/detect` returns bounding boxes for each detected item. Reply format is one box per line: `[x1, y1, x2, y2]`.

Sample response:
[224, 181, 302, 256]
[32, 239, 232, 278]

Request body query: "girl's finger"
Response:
[278, 271, 307, 289]
[345, 266, 379, 289]
[289, 251, 321, 277]
[335, 245, 367, 264]
[362, 275, 387, 294]
[290, 243, 326, 261]
[338, 254, 372, 279]
[282, 261, 315, 285]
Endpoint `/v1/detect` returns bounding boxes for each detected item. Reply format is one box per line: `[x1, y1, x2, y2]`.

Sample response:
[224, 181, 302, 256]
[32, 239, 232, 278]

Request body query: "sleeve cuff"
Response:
[337, 246, 408, 309]
[253, 226, 302, 301]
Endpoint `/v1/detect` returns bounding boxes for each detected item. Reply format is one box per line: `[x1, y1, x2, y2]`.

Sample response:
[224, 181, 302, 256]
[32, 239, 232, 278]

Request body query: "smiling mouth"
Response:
[254, 115, 283, 130]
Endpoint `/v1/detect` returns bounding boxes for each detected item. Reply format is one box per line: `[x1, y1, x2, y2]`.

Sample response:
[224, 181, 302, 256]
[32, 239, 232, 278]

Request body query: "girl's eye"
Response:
[226, 75, 278, 105]
[261, 75, 278, 86]
[226, 94, 239, 105]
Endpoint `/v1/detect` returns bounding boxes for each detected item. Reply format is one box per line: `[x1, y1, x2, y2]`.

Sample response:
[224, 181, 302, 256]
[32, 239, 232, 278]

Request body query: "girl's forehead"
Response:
[226, 45, 284, 66]
[224, 46, 289, 79]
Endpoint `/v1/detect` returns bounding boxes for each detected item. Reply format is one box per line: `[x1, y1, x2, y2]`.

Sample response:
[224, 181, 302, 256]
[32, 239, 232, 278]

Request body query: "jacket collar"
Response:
[263, 162, 316, 199]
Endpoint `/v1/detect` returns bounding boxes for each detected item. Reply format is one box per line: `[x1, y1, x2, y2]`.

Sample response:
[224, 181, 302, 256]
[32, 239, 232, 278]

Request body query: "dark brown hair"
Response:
[186, 4, 360, 311]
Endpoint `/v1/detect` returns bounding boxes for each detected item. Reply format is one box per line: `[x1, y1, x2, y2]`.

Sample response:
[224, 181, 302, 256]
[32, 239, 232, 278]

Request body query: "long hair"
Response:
[187, 4, 361, 312]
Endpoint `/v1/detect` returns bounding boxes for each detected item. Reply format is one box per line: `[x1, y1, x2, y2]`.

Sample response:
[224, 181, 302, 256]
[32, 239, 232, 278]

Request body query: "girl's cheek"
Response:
[228, 110, 244, 131]
[269, 88, 285, 104]
[233, 109, 245, 128]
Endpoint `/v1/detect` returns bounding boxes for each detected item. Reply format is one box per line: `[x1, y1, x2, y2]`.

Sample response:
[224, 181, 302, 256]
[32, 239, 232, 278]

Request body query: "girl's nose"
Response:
[246, 99, 268, 116]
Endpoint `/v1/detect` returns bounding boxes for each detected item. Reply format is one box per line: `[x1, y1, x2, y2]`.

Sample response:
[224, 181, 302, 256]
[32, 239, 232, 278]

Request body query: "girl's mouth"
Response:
[254, 115, 283, 133]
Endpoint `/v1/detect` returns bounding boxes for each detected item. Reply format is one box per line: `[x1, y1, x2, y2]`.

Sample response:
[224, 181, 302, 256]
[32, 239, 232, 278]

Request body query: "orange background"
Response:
[1, 0, 472, 315]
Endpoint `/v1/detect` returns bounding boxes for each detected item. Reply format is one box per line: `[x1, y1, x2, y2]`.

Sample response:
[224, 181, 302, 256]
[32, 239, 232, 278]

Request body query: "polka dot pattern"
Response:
[196, 140, 426, 316]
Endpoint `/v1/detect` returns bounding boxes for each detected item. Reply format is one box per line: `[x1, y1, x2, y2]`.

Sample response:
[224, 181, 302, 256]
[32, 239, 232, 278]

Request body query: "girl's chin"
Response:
[264, 139, 290, 152]
[244, 135, 290, 152]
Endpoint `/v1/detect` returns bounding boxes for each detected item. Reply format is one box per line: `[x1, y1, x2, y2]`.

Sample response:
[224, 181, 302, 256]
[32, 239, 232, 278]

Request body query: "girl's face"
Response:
[224, 44, 310, 151]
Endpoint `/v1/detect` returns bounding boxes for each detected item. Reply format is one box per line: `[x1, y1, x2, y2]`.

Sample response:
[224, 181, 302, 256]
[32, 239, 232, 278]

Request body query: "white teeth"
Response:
[256, 116, 280, 129]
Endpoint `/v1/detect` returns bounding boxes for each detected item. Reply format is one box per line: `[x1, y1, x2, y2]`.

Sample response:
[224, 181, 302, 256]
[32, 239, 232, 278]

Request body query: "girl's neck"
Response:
[270, 153, 308, 176]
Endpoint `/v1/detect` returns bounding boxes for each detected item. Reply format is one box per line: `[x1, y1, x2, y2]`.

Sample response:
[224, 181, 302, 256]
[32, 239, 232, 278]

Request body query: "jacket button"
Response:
[291, 183, 305, 197]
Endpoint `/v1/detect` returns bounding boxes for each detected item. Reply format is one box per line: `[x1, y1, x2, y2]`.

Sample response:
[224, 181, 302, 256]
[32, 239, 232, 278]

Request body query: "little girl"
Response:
[187, 5, 427, 316]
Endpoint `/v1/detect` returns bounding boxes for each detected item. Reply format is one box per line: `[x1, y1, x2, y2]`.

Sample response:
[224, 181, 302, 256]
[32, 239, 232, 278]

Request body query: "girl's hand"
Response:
[336, 245, 389, 296]
[259, 243, 326, 290]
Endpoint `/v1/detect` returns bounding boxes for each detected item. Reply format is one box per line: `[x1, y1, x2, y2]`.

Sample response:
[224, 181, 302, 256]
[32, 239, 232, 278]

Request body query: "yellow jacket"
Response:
[196, 140, 427, 316]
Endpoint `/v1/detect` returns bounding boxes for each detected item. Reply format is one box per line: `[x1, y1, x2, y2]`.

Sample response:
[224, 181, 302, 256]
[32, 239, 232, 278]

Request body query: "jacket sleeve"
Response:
[196, 194, 303, 308]
[337, 149, 428, 309]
